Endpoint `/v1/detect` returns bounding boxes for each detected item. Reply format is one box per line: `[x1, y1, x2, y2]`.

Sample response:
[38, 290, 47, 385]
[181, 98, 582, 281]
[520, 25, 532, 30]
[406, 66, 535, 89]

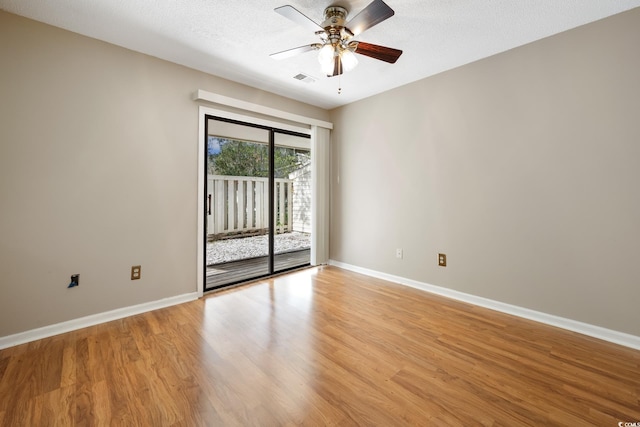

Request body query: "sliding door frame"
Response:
[196, 97, 332, 297]
[203, 115, 311, 292]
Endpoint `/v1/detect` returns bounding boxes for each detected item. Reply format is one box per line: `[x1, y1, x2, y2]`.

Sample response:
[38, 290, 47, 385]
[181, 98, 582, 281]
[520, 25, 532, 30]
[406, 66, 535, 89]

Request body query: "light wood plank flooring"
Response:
[1, 266, 639, 425]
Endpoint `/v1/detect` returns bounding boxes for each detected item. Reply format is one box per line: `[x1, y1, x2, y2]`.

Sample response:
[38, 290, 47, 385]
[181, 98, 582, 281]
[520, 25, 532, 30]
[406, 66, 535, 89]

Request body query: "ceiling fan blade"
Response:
[353, 42, 402, 63]
[346, 0, 395, 36]
[275, 5, 324, 32]
[270, 44, 317, 60]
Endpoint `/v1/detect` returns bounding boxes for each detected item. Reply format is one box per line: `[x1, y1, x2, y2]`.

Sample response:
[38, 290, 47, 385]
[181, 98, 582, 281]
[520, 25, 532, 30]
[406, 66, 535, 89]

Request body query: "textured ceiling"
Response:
[2, 0, 639, 110]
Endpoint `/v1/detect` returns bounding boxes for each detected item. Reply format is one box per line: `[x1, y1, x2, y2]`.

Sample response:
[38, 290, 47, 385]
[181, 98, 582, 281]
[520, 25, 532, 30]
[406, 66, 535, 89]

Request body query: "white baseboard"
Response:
[329, 260, 640, 351]
[0, 292, 199, 350]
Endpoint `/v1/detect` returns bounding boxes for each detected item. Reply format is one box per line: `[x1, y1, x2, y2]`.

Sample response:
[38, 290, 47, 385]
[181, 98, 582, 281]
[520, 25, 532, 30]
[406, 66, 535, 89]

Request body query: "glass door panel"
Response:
[205, 119, 270, 289]
[273, 131, 311, 273]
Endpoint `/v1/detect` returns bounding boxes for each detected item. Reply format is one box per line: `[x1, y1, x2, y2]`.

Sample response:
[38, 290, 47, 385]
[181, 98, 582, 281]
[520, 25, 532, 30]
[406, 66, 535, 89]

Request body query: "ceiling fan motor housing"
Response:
[322, 6, 349, 45]
[323, 6, 348, 26]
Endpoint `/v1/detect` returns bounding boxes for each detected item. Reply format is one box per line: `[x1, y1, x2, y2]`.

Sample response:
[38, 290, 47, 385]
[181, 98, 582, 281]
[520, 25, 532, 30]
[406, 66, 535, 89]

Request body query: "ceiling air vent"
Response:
[293, 73, 317, 83]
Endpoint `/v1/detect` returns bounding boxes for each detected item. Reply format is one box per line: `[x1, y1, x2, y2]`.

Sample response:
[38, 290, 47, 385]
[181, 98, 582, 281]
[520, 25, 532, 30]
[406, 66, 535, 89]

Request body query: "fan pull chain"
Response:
[338, 58, 342, 94]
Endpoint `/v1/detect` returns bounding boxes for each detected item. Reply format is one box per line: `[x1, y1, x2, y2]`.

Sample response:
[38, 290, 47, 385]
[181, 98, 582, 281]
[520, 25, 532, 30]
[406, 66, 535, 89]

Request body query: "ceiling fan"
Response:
[270, 0, 403, 77]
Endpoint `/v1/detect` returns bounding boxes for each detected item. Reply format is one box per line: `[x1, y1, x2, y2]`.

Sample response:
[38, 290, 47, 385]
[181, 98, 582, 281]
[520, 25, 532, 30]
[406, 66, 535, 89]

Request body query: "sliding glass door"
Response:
[273, 131, 311, 274]
[204, 116, 311, 291]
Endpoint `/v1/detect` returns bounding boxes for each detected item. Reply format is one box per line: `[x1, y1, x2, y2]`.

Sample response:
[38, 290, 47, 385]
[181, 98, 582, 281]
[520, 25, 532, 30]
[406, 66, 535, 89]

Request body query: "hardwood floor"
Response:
[1, 266, 639, 425]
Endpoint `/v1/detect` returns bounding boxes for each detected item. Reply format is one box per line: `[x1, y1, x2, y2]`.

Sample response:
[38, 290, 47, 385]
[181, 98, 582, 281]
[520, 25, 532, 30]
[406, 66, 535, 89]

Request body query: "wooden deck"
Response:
[206, 248, 310, 289]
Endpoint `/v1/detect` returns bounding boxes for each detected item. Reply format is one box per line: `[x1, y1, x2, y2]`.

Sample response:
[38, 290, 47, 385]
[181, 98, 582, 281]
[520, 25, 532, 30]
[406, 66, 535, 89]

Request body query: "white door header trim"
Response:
[193, 90, 333, 130]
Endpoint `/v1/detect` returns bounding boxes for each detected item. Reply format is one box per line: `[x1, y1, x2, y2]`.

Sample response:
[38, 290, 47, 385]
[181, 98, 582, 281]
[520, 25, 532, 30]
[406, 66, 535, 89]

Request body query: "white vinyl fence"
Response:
[289, 164, 311, 233]
[207, 175, 293, 236]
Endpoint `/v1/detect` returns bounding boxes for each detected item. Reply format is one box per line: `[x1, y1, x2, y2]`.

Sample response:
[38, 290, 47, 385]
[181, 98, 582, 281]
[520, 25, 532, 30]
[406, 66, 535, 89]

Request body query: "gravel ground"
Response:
[206, 232, 311, 265]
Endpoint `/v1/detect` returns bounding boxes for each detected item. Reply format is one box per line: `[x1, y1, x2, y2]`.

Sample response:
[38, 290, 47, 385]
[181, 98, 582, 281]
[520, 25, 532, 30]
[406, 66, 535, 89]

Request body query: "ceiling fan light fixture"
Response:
[318, 44, 358, 75]
[318, 44, 336, 74]
[340, 48, 358, 72]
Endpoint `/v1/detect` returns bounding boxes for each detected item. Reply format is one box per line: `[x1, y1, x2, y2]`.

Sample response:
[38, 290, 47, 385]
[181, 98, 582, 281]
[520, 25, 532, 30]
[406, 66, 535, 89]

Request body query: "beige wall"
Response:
[0, 11, 329, 337]
[3, 7, 639, 340]
[329, 8, 640, 336]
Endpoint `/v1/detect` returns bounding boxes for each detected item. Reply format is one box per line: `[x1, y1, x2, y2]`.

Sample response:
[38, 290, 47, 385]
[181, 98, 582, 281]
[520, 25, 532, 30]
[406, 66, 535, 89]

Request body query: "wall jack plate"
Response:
[131, 265, 141, 280]
[68, 274, 79, 288]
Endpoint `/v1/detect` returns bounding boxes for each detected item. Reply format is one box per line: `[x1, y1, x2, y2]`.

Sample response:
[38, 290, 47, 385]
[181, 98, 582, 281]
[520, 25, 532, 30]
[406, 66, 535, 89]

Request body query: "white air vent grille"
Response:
[293, 73, 317, 83]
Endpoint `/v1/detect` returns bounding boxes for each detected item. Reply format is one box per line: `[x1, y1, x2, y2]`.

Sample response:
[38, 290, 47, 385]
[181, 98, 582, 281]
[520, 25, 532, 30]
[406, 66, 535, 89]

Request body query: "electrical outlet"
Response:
[438, 253, 447, 267]
[396, 248, 403, 259]
[131, 265, 141, 280]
